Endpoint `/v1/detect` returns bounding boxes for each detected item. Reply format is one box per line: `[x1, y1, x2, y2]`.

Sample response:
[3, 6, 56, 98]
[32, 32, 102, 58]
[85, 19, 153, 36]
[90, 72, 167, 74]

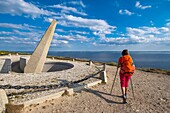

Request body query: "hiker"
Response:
[117, 49, 135, 103]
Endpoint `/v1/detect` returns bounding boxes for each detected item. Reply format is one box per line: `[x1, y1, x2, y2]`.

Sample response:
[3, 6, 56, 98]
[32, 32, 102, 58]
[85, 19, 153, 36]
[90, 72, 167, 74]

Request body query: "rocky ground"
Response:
[23, 65, 170, 113]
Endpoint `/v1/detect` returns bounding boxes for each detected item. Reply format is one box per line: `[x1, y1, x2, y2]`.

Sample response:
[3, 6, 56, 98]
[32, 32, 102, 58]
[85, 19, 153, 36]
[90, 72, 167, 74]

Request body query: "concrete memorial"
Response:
[24, 20, 57, 73]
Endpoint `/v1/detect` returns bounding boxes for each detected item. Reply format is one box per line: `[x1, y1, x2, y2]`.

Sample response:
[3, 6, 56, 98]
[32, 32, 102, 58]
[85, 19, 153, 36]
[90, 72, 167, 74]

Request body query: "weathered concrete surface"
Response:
[5, 80, 102, 113]
[100, 70, 107, 83]
[20, 57, 29, 72]
[0, 89, 8, 113]
[24, 20, 57, 73]
[6, 90, 65, 113]
[6, 104, 24, 113]
[0, 59, 11, 73]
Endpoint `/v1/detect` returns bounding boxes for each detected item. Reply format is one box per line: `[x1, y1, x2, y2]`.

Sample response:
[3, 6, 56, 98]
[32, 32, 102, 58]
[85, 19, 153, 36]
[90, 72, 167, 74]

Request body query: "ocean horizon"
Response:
[17, 51, 170, 70]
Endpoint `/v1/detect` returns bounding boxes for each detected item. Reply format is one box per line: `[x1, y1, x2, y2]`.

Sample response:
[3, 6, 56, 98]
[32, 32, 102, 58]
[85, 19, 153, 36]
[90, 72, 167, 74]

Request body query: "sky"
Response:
[0, 0, 170, 51]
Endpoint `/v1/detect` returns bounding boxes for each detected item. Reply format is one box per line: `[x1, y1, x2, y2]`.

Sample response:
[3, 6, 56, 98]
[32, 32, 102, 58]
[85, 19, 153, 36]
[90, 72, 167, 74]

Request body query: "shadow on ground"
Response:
[11, 61, 74, 73]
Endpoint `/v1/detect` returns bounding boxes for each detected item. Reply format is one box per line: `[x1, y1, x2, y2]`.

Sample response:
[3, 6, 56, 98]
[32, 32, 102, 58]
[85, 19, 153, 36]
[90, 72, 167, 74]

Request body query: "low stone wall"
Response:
[0, 59, 11, 73]
[6, 80, 103, 113]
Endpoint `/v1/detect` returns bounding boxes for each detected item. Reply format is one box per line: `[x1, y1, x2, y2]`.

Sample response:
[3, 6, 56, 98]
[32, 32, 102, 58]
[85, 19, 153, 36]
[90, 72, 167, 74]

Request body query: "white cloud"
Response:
[55, 15, 116, 38]
[52, 39, 69, 45]
[99, 25, 170, 46]
[75, 34, 89, 41]
[135, 1, 151, 10]
[126, 26, 170, 44]
[70, 30, 89, 35]
[56, 29, 65, 32]
[44, 17, 54, 23]
[80, 1, 86, 8]
[50, 4, 87, 16]
[0, 23, 37, 30]
[150, 20, 154, 26]
[166, 22, 170, 27]
[54, 33, 90, 42]
[0, 31, 12, 35]
[0, 0, 56, 18]
[68, 1, 86, 8]
[0, 35, 37, 45]
[119, 9, 134, 16]
[0, 36, 16, 40]
[13, 30, 42, 39]
[54, 33, 75, 41]
[55, 28, 89, 35]
[100, 37, 130, 45]
[0, 23, 45, 46]
[166, 19, 170, 22]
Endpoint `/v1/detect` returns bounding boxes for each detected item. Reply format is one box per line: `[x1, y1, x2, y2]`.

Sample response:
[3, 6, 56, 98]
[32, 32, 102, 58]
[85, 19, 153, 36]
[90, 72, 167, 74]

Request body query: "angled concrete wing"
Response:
[24, 20, 57, 73]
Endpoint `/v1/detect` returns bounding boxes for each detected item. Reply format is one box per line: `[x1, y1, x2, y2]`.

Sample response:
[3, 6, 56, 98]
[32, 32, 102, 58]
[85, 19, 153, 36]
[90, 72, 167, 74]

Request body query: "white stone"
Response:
[0, 89, 8, 113]
[89, 60, 92, 66]
[100, 70, 107, 83]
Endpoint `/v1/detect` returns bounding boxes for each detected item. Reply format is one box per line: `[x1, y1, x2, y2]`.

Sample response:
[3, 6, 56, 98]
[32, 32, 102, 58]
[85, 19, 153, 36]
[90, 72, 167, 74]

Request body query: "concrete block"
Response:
[6, 90, 65, 113]
[6, 104, 24, 113]
[0, 59, 11, 73]
[73, 84, 87, 92]
[87, 80, 102, 87]
[100, 71, 107, 83]
[24, 90, 65, 106]
[20, 57, 29, 72]
[0, 89, 8, 113]
[24, 20, 57, 73]
[89, 60, 92, 66]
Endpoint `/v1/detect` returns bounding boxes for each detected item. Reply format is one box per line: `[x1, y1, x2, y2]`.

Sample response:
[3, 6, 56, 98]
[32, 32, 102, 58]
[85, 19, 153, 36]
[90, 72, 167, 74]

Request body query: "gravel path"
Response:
[24, 65, 170, 113]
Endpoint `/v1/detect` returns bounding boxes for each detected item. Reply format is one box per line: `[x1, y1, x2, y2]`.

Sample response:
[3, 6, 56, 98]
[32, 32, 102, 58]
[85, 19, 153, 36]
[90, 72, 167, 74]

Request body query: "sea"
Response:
[21, 51, 170, 70]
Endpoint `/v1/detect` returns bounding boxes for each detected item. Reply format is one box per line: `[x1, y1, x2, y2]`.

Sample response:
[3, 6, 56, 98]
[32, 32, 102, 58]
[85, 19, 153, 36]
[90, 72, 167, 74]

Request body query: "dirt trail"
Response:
[25, 66, 170, 113]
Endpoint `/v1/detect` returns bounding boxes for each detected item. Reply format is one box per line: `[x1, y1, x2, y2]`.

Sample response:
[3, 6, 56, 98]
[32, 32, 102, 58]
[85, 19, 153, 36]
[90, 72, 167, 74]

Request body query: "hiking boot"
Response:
[122, 94, 127, 103]
[122, 94, 127, 99]
[123, 97, 127, 103]
[125, 94, 128, 99]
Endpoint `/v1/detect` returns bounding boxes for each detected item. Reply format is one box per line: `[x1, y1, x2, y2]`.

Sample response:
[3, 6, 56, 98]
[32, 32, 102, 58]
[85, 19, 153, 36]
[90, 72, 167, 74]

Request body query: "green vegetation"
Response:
[105, 62, 117, 66]
[137, 68, 170, 76]
[0, 50, 30, 55]
[0, 51, 16, 55]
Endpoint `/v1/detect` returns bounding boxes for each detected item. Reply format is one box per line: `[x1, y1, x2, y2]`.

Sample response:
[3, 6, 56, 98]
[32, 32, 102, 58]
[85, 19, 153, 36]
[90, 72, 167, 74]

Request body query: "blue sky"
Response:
[0, 0, 170, 51]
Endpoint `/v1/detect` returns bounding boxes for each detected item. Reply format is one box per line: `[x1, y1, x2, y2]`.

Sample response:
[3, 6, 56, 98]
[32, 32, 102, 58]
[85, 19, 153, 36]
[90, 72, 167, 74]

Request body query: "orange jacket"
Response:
[118, 55, 135, 75]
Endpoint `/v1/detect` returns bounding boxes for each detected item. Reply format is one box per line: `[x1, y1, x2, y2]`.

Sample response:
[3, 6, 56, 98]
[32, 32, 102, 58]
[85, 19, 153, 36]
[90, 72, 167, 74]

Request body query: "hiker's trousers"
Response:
[119, 72, 131, 88]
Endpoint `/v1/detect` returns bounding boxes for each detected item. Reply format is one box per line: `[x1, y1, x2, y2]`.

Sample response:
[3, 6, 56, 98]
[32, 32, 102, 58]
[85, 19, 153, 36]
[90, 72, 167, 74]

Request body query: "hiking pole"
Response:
[110, 67, 118, 95]
[130, 78, 135, 100]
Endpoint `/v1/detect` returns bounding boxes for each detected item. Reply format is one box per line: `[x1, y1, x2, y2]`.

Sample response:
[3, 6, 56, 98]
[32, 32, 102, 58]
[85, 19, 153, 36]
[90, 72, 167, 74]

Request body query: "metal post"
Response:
[110, 67, 118, 95]
[130, 78, 135, 100]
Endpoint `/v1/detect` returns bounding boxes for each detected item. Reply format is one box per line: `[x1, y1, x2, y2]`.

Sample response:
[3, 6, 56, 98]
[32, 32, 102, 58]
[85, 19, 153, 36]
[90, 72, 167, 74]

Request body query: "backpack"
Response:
[120, 55, 135, 75]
